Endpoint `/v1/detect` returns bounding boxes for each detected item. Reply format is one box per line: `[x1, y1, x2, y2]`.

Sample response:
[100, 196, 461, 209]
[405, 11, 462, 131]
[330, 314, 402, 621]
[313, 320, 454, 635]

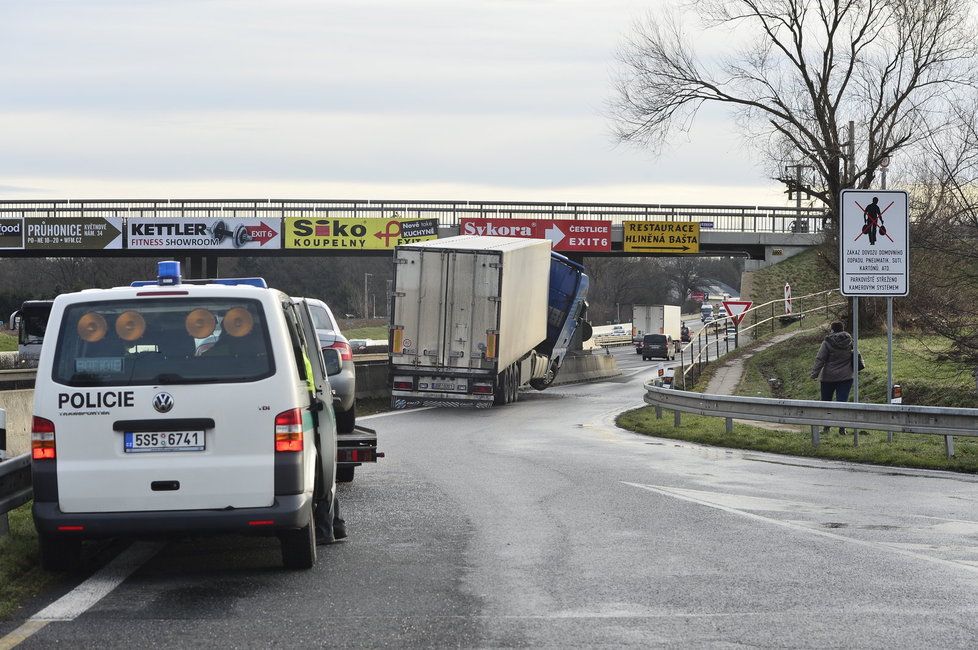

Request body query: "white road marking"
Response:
[0, 542, 162, 648]
[623, 482, 978, 579]
[360, 407, 434, 420]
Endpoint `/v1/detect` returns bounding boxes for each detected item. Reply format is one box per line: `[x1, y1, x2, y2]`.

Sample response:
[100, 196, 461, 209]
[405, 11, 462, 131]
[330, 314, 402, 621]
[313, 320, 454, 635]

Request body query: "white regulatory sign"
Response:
[839, 189, 909, 297]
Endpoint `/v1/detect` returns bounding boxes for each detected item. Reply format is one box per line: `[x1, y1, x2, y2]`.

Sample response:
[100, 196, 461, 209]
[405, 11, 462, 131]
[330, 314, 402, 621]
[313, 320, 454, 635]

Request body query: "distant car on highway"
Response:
[642, 334, 674, 361]
[348, 338, 369, 353]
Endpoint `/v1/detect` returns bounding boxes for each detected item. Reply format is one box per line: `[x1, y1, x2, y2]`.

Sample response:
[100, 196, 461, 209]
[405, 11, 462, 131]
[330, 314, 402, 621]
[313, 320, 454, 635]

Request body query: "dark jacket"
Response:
[810, 331, 854, 382]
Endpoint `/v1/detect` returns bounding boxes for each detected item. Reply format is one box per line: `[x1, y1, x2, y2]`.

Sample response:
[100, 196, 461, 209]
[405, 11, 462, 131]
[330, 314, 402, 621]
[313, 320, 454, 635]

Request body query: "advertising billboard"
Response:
[284, 217, 438, 249]
[126, 218, 281, 250]
[458, 218, 611, 252]
[0, 218, 24, 250]
[25, 217, 123, 250]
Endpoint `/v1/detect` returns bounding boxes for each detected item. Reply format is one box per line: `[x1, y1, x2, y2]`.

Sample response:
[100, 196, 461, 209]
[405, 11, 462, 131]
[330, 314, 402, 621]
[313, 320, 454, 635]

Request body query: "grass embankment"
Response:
[739, 330, 977, 408]
[344, 326, 388, 340]
[0, 332, 15, 352]
[744, 247, 835, 305]
[0, 503, 58, 619]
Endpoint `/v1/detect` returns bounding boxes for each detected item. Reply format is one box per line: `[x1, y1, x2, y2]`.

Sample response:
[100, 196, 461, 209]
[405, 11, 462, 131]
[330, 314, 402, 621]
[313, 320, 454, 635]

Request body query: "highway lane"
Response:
[6, 347, 978, 647]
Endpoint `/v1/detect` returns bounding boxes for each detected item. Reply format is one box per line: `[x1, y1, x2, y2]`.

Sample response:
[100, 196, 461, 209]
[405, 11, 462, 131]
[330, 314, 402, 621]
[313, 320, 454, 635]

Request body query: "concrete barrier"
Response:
[0, 389, 32, 457]
[354, 361, 389, 399]
[553, 351, 621, 385]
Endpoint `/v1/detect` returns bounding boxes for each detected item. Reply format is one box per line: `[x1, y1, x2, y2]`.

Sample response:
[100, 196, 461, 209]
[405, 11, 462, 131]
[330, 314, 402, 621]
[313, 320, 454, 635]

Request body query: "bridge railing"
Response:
[0, 199, 827, 234]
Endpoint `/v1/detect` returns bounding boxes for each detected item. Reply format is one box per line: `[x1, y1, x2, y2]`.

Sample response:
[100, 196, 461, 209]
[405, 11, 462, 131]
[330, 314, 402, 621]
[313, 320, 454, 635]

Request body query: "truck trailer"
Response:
[632, 304, 682, 354]
[389, 236, 590, 408]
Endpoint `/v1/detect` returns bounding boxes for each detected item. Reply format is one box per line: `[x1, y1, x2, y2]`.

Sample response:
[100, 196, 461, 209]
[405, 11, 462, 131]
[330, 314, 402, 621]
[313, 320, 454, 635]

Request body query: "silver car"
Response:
[294, 298, 356, 434]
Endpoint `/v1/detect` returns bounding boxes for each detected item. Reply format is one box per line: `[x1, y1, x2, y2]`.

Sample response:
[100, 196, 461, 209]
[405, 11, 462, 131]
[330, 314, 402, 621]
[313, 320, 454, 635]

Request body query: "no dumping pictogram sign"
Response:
[839, 189, 909, 297]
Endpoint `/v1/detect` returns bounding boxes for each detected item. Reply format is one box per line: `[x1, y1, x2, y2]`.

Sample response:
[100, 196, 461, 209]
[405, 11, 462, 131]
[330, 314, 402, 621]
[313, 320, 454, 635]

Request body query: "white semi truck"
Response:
[632, 304, 682, 353]
[389, 236, 591, 408]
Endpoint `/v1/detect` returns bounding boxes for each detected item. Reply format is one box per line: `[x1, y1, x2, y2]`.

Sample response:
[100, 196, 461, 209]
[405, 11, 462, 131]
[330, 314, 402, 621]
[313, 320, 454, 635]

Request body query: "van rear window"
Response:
[52, 298, 274, 386]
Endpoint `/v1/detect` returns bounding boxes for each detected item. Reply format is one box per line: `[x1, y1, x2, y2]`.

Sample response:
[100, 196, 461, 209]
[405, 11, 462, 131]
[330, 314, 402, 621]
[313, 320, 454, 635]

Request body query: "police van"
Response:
[31, 262, 338, 570]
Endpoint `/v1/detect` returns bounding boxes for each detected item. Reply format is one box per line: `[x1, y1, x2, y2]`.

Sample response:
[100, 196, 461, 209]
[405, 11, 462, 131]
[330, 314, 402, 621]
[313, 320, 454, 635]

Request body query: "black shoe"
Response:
[333, 519, 348, 540]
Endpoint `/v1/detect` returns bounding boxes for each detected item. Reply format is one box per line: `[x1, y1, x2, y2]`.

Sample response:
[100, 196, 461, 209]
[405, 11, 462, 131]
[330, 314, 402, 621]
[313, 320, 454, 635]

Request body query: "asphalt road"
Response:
[5, 346, 978, 647]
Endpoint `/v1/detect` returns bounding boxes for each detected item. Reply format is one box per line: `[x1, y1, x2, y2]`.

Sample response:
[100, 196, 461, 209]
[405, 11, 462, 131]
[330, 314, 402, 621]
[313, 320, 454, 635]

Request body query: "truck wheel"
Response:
[38, 534, 82, 572]
[336, 465, 355, 483]
[280, 502, 317, 570]
[511, 366, 520, 403]
[336, 403, 356, 434]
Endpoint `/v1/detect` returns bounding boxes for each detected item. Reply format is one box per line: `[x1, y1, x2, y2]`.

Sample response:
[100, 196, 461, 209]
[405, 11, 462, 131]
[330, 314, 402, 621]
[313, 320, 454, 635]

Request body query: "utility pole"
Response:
[784, 162, 814, 232]
[363, 273, 373, 320]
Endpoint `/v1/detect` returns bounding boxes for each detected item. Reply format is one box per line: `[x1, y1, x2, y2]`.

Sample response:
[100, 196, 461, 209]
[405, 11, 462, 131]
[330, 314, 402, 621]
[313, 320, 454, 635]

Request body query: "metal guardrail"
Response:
[0, 454, 31, 533]
[644, 384, 978, 458]
[0, 199, 827, 234]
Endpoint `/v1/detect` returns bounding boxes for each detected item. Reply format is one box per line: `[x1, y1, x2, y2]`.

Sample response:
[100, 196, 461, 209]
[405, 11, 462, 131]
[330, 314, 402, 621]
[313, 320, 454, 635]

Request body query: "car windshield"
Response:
[52, 298, 274, 387]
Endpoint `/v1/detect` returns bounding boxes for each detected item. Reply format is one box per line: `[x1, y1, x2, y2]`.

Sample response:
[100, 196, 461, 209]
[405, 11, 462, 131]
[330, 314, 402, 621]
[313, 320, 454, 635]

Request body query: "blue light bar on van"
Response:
[131, 277, 269, 288]
[157, 261, 182, 286]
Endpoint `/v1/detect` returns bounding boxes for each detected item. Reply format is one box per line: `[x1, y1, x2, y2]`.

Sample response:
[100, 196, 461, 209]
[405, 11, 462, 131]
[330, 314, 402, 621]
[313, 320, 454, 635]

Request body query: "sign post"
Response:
[722, 300, 753, 348]
[839, 189, 909, 423]
[784, 283, 792, 315]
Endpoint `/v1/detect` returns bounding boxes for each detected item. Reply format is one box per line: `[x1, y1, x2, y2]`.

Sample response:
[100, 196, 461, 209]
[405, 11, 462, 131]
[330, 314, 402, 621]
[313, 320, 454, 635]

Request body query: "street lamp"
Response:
[880, 154, 890, 190]
[363, 273, 373, 319]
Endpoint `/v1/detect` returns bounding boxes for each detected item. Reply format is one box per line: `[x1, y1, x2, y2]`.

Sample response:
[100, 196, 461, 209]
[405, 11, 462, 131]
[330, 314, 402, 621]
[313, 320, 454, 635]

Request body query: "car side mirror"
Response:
[322, 348, 342, 376]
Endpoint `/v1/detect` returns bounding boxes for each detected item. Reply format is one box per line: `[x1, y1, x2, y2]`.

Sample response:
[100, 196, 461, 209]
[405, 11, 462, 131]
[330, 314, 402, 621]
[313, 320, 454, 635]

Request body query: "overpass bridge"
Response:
[0, 199, 824, 268]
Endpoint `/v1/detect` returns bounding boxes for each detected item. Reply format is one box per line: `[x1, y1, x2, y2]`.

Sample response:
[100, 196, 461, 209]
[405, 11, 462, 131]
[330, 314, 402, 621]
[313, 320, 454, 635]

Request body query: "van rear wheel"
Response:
[336, 403, 356, 434]
[38, 534, 82, 572]
[280, 503, 317, 570]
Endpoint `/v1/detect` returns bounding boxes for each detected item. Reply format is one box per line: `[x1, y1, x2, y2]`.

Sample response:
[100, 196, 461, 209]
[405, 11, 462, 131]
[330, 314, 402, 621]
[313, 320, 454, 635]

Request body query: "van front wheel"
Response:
[280, 503, 317, 570]
[38, 534, 82, 572]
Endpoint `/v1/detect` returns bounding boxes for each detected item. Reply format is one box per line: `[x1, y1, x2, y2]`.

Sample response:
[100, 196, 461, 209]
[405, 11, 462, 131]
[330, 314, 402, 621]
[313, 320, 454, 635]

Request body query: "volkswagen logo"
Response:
[153, 392, 174, 414]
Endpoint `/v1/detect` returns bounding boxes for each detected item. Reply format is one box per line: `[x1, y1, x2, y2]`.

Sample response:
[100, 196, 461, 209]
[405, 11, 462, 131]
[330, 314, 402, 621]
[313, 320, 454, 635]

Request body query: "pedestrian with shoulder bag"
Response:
[810, 321, 855, 435]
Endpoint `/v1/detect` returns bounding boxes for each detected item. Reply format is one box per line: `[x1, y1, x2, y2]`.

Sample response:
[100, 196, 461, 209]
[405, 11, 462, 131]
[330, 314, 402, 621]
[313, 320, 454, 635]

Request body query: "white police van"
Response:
[31, 262, 338, 570]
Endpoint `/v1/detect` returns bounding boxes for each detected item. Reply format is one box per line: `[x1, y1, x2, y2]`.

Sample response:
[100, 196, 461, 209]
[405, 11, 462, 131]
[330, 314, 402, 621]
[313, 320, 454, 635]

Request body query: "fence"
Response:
[644, 383, 978, 458]
[0, 199, 827, 234]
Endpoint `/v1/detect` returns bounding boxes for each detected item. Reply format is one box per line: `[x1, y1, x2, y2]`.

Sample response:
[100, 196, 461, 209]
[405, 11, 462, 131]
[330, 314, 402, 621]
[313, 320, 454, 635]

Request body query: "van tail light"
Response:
[327, 340, 353, 361]
[32, 416, 56, 460]
[274, 408, 304, 452]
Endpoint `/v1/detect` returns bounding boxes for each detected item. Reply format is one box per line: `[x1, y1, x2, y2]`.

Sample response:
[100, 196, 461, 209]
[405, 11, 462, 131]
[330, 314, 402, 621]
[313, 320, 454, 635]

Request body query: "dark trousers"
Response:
[820, 379, 853, 433]
[820, 379, 853, 402]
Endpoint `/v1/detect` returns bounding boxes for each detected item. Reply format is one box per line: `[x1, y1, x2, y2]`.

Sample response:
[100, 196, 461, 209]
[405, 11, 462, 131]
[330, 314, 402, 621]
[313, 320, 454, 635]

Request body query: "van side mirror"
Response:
[322, 348, 342, 376]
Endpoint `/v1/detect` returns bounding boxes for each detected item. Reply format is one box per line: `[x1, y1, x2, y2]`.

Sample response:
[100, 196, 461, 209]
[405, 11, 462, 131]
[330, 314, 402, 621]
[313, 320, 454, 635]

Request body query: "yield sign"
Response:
[722, 300, 753, 325]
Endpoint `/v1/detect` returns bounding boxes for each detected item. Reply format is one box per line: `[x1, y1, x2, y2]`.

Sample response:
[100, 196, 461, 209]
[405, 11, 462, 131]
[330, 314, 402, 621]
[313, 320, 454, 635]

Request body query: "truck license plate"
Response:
[431, 382, 457, 391]
[124, 431, 205, 453]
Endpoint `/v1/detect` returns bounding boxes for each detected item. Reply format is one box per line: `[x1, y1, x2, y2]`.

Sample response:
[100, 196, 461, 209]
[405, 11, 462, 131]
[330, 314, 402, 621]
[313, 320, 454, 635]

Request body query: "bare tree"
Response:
[903, 100, 978, 362]
[611, 0, 978, 233]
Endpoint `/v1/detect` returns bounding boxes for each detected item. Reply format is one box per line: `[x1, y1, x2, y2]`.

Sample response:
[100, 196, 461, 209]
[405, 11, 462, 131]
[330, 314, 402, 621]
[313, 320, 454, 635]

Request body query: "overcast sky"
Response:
[0, 0, 785, 205]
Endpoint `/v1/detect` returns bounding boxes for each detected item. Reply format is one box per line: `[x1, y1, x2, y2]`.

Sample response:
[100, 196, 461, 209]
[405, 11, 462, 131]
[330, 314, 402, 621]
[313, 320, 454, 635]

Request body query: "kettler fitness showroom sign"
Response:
[126, 218, 281, 250]
[839, 189, 909, 296]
